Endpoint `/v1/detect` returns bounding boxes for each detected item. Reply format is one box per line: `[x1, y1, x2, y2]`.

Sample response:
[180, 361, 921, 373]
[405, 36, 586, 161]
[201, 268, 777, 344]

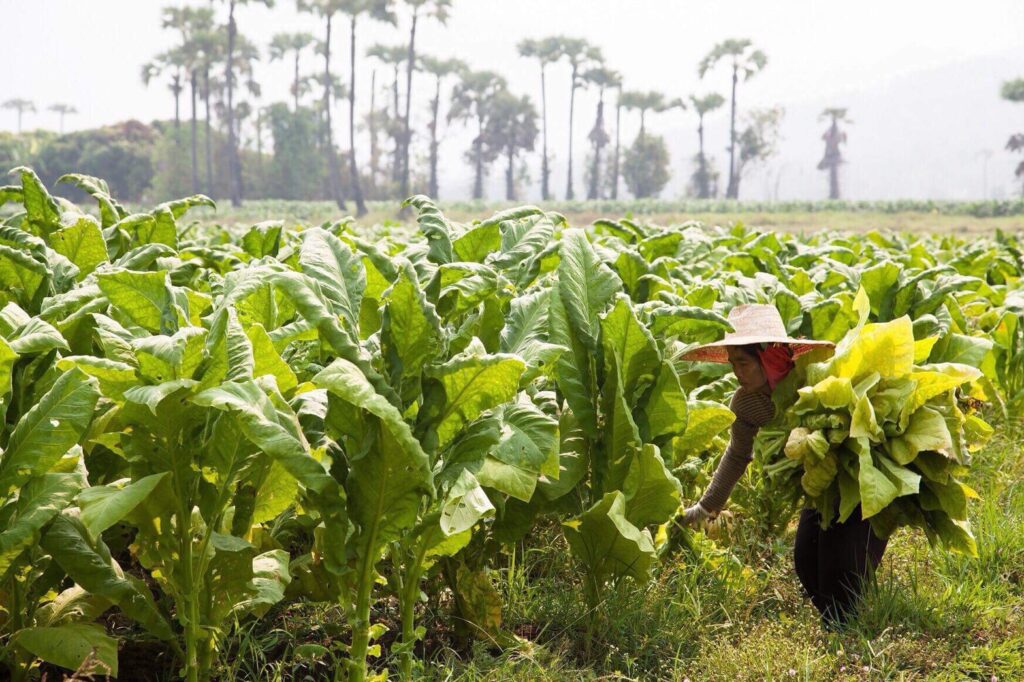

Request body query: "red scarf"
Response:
[757, 343, 794, 390]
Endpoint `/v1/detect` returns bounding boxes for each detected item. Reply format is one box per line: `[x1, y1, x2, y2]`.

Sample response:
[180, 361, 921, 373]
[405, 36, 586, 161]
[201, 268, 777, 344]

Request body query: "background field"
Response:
[189, 200, 1024, 237]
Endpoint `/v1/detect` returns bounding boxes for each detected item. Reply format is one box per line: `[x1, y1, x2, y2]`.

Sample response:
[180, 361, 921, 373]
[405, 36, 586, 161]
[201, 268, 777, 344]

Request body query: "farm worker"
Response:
[679, 304, 888, 626]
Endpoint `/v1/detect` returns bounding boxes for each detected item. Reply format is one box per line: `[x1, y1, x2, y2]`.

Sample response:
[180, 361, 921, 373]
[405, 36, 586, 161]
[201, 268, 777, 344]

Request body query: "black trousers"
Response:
[793, 506, 888, 625]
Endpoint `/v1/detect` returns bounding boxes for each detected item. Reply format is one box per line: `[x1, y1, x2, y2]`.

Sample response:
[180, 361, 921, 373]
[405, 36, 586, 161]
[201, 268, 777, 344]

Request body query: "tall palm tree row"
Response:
[131, 3, 795, 203]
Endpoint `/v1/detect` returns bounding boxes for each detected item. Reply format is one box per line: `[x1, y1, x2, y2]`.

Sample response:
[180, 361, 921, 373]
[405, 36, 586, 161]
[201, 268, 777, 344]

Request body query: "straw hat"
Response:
[680, 304, 835, 363]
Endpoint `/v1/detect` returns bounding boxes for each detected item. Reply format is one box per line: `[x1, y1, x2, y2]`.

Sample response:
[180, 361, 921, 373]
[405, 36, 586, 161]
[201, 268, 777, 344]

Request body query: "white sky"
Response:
[3, 0, 1024, 200]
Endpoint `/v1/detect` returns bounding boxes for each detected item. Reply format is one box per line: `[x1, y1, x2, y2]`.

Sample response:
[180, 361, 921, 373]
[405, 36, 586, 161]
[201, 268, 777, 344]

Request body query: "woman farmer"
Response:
[680, 304, 888, 625]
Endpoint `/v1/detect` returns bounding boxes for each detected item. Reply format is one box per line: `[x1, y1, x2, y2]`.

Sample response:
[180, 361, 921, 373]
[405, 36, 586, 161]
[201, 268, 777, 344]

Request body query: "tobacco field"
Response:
[0, 167, 1022, 681]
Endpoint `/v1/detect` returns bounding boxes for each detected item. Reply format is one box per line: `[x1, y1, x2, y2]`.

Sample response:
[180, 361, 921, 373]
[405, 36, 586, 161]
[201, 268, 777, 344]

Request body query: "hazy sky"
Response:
[4, 0, 1024, 200]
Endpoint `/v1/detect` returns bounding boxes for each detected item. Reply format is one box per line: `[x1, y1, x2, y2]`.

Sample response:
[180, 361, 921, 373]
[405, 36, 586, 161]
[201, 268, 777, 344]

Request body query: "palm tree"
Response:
[817, 108, 849, 200]
[160, 6, 215, 193]
[298, 0, 348, 211]
[481, 91, 539, 201]
[698, 38, 768, 199]
[141, 48, 186, 135]
[449, 69, 508, 200]
[397, 0, 451, 202]
[418, 55, 466, 198]
[193, 30, 222, 198]
[1001, 78, 1024, 193]
[516, 36, 561, 201]
[556, 37, 602, 200]
[689, 92, 725, 198]
[583, 66, 621, 200]
[619, 90, 669, 139]
[47, 103, 78, 134]
[2, 99, 35, 133]
[347, 1, 396, 215]
[367, 43, 407, 187]
[610, 82, 624, 199]
[213, 0, 273, 207]
[269, 32, 315, 111]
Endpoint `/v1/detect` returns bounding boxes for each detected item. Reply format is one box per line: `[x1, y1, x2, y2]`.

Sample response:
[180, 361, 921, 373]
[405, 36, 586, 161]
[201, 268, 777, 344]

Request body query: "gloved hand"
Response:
[681, 502, 714, 527]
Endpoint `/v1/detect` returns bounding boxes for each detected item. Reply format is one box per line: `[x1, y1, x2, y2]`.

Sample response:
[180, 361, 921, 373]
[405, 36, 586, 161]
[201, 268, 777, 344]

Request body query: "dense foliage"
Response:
[0, 168, 1019, 680]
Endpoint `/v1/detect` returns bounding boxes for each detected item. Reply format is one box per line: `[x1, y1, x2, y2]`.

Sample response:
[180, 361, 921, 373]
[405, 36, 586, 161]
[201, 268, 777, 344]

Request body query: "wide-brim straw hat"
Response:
[680, 303, 835, 363]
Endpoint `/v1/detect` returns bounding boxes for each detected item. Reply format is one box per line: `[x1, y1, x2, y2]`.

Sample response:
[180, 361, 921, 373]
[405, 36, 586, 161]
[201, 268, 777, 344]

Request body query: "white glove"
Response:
[682, 502, 715, 527]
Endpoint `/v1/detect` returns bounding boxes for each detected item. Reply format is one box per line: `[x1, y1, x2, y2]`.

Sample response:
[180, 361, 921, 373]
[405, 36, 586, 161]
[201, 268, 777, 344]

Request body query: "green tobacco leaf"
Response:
[928, 513, 977, 557]
[232, 550, 291, 619]
[405, 195, 454, 264]
[676, 401, 735, 459]
[643, 362, 688, 440]
[58, 356, 137, 399]
[0, 243, 48, 305]
[811, 316, 915, 384]
[0, 368, 99, 495]
[246, 323, 297, 394]
[491, 210, 555, 269]
[0, 472, 84, 581]
[123, 378, 198, 414]
[784, 427, 830, 463]
[50, 216, 109, 279]
[876, 454, 921, 498]
[538, 410, 587, 501]
[557, 228, 621, 350]
[12, 166, 61, 234]
[623, 444, 682, 527]
[858, 449, 899, 519]
[889, 406, 952, 465]
[550, 284, 599, 439]
[649, 305, 733, 344]
[563, 491, 655, 582]
[56, 173, 125, 226]
[315, 360, 432, 544]
[156, 194, 215, 220]
[241, 221, 283, 258]
[425, 353, 525, 448]
[78, 473, 169, 537]
[452, 222, 501, 263]
[382, 266, 443, 387]
[928, 332, 992, 369]
[97, 269, 174, 333]
[491, 400, 559, 478]
[41, 514, 173, 640]
[601, 294, 659, 398]
[0, 336, 16, 398]
[801, 450, 838, 497]
[13, 624, 118, 677]
[203, 307, 254, 387]
[134, 326, 207, 383]
[500, 288, 565, 381]
[440, 470, 495, 535]
[8, 317, 68, 355]
[299, 228, 365, 330]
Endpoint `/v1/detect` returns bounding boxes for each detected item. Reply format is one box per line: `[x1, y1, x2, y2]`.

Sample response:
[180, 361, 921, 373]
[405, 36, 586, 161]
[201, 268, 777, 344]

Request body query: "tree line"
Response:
[20, 3, 1024, 205]
[131, 1, 802, 210]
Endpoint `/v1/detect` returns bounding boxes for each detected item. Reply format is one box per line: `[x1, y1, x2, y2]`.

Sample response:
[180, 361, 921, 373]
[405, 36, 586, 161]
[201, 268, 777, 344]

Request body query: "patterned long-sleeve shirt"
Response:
[698, 386, 776, 512]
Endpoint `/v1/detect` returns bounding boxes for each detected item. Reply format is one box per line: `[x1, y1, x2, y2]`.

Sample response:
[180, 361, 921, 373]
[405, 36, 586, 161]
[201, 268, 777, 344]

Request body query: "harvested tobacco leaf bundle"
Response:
[775, 314, 992, 555]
